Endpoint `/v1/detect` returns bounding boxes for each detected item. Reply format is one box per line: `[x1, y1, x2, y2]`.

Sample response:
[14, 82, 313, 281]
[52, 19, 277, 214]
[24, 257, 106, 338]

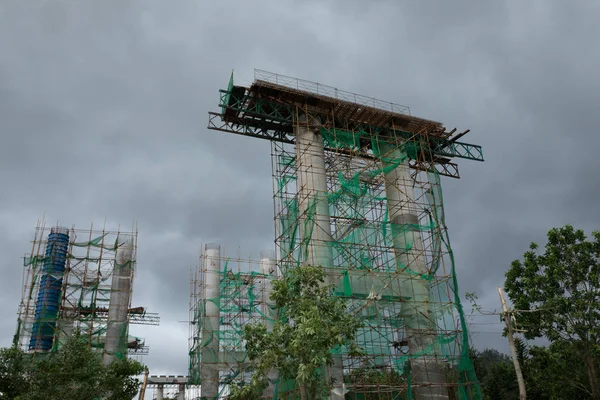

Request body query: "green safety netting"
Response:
[221, 71, 234, 115]
[188, 260, 278, 394]
[190, 129, 481, 399]
[23, 235, 133, 267]
[18, 235, 137, 361]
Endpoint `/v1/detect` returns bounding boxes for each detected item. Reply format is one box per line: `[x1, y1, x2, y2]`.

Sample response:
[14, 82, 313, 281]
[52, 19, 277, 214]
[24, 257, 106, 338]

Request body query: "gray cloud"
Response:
[1, 0, 599, 375]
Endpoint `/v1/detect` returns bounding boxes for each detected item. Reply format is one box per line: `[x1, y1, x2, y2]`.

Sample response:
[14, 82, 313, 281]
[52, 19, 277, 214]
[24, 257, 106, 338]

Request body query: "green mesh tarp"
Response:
[189, 130, 481, 398]
[270, 133, 482, 399]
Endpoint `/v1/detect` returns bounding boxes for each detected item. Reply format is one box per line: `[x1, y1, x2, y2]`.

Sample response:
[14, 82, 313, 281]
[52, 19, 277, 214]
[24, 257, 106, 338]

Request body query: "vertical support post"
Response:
[380, 142, 449, 399]
[155, 385, 164, 400]
[294, 118, 344, 400]
[498, 287, 526, 400]
[295, 118, 334, 270]
[260, 256, 278, 398]
[138, 367, 149, 400]
[177, 384, 186, 400]
[201, 243, 221, 400]
[103, 236, 134, 365]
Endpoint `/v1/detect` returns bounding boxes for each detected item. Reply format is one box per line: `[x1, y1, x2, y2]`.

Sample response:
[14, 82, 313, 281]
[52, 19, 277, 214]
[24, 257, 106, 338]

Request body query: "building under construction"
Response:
[191, 69, 484, 399]
[188, 247, 278, 399]
[14, 220, 159, 364]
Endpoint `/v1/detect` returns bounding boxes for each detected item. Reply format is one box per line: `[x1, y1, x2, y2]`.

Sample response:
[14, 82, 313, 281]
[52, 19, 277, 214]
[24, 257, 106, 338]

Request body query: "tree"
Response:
[469, 342, 597, 400]
[525, 341, 592, 399]
[0, 346, 30, 399]
[504, 225, 600, 398]
[229, 265, 363, 400]
[0, 335, 144, 400]
[468, 348, 518, 400]
[102, 357, 146, 400]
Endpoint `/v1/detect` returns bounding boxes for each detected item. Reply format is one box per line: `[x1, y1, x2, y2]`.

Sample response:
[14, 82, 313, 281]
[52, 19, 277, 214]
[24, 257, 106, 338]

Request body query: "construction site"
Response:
[185, 69, 485, 399]
[11, 69, 484, 400]
[13, 220, 160, 365]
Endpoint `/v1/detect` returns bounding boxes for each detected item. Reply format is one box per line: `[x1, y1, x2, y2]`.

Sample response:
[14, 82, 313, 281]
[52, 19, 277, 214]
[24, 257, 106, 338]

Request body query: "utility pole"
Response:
[138, 367, 149, 400]
[498, 286, 526, 400]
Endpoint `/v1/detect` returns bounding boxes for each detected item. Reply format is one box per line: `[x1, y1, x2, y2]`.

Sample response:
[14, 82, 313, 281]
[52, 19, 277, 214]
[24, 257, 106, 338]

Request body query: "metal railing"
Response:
[254, 69, 411, 115]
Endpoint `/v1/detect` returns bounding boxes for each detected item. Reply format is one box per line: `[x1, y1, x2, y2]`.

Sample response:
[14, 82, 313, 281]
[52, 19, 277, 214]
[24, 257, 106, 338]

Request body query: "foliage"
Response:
[229, 265, 363, 400]
[504, 225, 600, 398]
[469, 340, 599, 400]
[464, 292, 483, 315]
[0, 346, 30, 399]
[469, 348, 518, 400]
[0, 335, 144, 400]
[101, 357, 146, 400]
[525, 340, 593, 399]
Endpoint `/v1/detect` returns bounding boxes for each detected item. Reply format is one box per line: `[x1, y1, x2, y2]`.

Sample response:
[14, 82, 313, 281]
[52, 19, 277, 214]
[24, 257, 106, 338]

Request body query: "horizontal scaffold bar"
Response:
[208, 112, 462, 179]
[208, 83, 484, 169]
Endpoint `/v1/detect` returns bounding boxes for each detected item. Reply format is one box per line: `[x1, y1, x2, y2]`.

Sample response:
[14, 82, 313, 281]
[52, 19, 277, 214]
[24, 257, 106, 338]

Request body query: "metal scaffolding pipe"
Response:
[103, 236, 134, 365]
[380, 142, 449, 400]
[294, 121, 344, 400]
[201, 243, 221, 400]
[260, 256, 278, 398]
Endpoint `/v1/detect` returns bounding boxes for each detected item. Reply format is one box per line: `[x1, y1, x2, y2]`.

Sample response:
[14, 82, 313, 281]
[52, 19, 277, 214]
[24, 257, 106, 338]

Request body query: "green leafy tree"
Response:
[469, 341, 597, 400]
[525, 341, 593, 399]
[229, 265, 363, 400]
[101, 357, 146, 400]
[466, 349, 516, 400]
[0, 346, 30, 399]
[0, 335, 144, 400]
[505, 225, 600, 398]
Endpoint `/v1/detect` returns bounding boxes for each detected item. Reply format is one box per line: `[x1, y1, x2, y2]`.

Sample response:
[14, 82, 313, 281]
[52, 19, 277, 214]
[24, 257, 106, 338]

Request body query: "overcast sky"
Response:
[1, 0, 599, 375]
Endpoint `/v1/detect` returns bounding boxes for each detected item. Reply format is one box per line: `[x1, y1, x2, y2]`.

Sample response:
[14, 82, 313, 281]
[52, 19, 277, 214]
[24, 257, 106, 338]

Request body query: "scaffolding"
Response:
[188, 246, 278, 399]
[14, 220, 159, 361]
[200, 69, 484, 399]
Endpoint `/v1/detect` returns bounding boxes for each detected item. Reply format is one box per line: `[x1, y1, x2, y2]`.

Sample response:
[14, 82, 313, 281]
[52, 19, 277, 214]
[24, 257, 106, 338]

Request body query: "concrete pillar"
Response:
[200, 243, 221, 400]
[295, 121, 334, 270]
[294, 120, 344, 400]
[260, 256, 278, 398]
[103, 236, 133, 365]
[177, 384, 186, 400]
[380, 142, 449, 400]
[154, 385, 164, 400]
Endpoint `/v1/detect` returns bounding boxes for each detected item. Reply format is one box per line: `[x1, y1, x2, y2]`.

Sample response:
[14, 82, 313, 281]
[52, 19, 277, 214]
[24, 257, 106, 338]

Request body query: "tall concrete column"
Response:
[200, 243, 221, 400]
[380, 142, 449, 400]
[295, 120, 334, 270]
[177, 384, 186, 400]
[155, 386, 164, 400]
[103, 236, 133, 365]
[260, 256, 278, 398]
[294, 120, 344, 400]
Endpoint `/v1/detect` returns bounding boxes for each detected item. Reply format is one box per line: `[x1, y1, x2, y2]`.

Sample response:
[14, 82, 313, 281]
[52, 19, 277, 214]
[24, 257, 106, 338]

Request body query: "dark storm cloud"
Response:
[1, 0, 599, 372]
